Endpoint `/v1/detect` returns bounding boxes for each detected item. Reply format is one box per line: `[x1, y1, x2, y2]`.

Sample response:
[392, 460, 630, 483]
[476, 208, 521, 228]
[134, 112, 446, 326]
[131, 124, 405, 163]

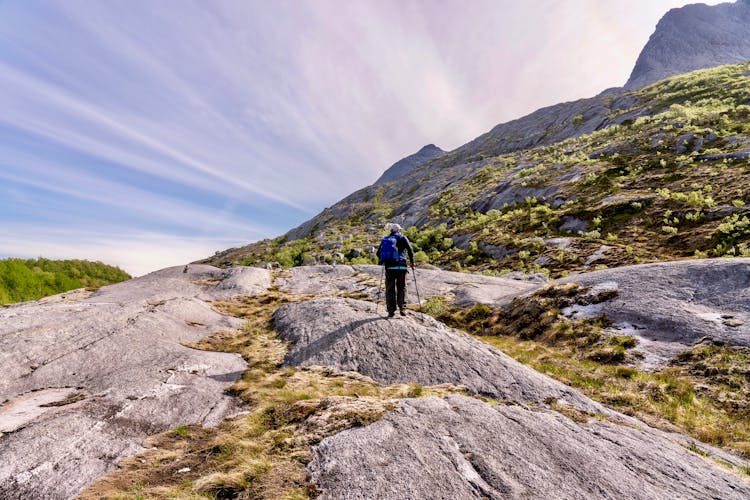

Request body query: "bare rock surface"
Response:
[274, 298, 607, 414]
[310, 395, 750, 500]
[0, 265, 270, 499]
[276, 264, 540, 307]
[559, 258, 750, 368]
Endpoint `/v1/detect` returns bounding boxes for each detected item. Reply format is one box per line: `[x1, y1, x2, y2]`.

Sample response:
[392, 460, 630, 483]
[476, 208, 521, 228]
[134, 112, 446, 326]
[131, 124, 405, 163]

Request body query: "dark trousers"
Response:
[385, 268, 407, 313]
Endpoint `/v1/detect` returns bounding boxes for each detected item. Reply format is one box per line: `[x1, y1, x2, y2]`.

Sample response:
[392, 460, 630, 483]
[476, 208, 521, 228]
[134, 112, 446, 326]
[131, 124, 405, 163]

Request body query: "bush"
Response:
[272, 239, 311, 268]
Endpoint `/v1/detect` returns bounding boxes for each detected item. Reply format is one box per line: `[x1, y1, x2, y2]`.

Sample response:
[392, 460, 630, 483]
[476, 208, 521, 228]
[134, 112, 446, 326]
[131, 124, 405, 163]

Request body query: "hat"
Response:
[389, 223, 403, 233]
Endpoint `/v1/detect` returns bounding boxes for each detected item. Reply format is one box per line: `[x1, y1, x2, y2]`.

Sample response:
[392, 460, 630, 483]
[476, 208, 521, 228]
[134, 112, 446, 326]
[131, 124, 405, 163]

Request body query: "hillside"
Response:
[202, 63, 750, 278]
[0, 258, 131, 305]
[4, 263, 746, 498]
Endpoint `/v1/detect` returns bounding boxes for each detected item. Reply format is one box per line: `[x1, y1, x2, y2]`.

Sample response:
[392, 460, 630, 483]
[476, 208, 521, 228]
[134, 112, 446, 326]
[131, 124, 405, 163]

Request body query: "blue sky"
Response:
[0, 0, 723, 275]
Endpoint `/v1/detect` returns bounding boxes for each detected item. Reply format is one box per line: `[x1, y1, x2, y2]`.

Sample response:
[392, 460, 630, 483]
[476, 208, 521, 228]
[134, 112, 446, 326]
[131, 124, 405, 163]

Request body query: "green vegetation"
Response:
[0, 258, 130, 304]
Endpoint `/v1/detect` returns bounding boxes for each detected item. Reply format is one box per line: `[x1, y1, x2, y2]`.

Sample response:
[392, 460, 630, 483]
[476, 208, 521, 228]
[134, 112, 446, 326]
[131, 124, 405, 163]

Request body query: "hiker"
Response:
[377, 223, 415, 317]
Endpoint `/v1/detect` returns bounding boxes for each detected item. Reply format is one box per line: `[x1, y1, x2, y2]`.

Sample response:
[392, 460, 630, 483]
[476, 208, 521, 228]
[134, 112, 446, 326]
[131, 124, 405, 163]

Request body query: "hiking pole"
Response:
[376, 265, 384, 315]
[411, 265, 424, 322]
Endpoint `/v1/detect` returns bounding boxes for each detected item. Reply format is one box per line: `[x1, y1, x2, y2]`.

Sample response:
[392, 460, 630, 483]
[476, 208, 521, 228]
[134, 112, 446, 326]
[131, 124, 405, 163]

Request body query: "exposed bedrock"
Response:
[273, 297, 607, 415]
[560, 258, 750, 368]
[0, 265, 270, 499]
[310, 395, 750, 500]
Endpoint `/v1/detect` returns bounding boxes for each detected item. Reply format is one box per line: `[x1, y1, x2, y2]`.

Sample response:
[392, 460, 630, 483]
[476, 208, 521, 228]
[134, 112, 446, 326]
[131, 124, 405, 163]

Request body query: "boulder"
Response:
[559, 216, 589, 234]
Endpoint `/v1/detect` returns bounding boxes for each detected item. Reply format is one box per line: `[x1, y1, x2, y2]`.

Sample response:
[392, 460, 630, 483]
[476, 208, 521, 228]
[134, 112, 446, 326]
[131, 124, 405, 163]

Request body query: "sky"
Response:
[0, 0, 725, 276]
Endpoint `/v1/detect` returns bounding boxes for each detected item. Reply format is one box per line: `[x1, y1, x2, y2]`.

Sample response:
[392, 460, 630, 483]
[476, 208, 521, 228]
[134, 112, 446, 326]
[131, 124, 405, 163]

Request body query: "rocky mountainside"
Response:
[375, 143, 445, 185]
[626, 0, 750, 89]
[310, 395, 745, 499]
[203, 62, 750, 278]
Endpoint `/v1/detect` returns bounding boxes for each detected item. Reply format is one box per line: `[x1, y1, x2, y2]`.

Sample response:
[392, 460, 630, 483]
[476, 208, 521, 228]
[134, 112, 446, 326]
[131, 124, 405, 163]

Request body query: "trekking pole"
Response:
[411, 265, 424, 322]
[376, 265, 384, 315]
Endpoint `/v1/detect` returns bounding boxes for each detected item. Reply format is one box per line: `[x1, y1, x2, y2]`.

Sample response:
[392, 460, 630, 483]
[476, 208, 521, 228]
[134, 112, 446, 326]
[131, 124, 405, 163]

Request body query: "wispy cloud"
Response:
[0, 0, 723, 274]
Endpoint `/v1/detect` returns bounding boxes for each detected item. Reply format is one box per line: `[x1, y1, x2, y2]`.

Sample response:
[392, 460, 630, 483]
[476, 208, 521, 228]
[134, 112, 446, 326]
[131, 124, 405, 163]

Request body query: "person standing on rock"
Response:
[377, 223, 415, 318]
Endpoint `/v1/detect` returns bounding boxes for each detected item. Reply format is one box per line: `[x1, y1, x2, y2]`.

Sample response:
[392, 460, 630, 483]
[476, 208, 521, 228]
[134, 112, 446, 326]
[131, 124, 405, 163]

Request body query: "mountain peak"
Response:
[625, 0, 750, 89]
[374, 144, 445, 185]
[417, 143, 442, 154]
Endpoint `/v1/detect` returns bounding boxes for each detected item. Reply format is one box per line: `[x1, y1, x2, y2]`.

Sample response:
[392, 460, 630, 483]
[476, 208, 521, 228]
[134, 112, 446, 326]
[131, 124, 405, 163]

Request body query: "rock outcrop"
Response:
[626, 0, 750, 89]
[274, 297, 608, 414]
[310, 395, 750, 499]
[560, 258, 750, 368]
[0, 265, 270, 499]
[375, 144, 445, 184]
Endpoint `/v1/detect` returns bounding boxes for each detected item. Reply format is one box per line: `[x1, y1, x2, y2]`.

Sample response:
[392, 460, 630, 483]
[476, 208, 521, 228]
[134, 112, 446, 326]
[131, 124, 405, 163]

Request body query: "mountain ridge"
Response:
[203, 1, 750, 270]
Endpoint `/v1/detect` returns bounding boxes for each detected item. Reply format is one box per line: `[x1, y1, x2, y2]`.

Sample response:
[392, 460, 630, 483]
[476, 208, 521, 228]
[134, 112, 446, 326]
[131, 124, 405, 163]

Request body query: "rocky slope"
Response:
[274, 264, 540, 306]
[0, 265, 269, 499]
[263, 259, 750, 372]
[626, 0, 750, 89]
[560, 258, 750, 368]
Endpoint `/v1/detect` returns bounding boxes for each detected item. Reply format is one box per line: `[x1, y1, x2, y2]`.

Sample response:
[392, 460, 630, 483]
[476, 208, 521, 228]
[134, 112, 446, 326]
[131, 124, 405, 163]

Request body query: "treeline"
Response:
[0, 258, 131, 305]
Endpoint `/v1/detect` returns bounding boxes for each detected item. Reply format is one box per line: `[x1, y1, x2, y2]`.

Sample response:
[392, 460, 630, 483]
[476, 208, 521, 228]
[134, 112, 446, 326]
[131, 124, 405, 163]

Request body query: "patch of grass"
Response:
[168, 426, 191, 439]
[686, 442, 709, 457]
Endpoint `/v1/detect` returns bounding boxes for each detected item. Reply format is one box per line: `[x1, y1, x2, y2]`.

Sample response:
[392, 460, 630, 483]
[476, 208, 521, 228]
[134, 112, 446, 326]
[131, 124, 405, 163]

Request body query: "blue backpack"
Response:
[379, 235, 406, 266]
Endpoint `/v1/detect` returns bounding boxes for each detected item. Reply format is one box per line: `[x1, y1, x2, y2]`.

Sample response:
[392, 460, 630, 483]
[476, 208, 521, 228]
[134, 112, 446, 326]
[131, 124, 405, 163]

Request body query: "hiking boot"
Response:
[388, 312, 395, 318]
[400, 309, 406, 316]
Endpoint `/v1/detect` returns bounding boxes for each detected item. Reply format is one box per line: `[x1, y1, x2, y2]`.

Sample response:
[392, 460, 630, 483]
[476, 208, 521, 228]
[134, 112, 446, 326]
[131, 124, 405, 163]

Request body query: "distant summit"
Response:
[625, 0, 750, 89]
[375, 144, 445, 184]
